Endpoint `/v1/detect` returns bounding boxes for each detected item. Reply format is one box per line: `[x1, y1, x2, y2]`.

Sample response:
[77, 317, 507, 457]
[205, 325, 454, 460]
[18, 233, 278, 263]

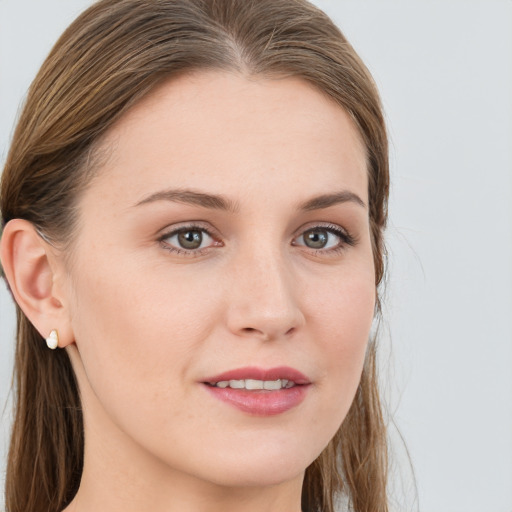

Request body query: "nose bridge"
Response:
[226, 238, 305, 340]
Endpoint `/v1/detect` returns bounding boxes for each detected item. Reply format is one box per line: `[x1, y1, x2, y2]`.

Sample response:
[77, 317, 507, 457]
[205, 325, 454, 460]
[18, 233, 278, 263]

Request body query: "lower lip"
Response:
[203, 384, 309, 416]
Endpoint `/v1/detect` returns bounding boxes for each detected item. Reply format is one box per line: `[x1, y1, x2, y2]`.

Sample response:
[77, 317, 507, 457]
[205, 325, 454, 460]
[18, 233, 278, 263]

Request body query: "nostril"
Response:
[241, 327, 271, 341]
[240, 326, 296, 339]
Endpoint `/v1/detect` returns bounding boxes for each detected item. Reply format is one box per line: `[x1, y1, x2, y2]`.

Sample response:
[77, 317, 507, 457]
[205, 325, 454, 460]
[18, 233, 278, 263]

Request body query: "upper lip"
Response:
[202, 366, 311, 385]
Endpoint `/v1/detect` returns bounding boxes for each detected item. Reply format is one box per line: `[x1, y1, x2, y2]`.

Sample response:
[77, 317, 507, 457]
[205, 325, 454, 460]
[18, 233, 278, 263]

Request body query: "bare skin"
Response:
[2, 71, 375, 512]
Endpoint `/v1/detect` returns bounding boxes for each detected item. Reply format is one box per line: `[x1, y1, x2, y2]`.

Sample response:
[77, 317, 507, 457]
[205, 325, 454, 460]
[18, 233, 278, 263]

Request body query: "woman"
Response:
[0, 0, 389, 511]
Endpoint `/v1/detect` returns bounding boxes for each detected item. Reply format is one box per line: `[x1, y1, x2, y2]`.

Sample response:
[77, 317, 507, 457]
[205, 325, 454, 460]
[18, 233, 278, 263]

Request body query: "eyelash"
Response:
[158, 223, 357, 258]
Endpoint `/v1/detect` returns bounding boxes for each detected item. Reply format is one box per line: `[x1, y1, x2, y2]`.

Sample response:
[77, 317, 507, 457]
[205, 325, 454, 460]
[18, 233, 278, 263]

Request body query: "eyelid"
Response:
[158, 222, 223, 257]
[157, 221, 356, 258]
[292, 222, 357, 252]
[293, 222, 352, 240]
[157, 220, 219, 239]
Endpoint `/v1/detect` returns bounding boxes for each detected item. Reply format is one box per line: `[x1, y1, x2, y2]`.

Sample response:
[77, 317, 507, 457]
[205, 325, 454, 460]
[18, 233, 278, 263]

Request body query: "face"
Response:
[61, 71, 375, 490]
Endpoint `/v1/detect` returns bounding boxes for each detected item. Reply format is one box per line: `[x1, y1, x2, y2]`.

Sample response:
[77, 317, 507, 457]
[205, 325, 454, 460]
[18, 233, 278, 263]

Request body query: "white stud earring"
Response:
[46, 329, 59, 350]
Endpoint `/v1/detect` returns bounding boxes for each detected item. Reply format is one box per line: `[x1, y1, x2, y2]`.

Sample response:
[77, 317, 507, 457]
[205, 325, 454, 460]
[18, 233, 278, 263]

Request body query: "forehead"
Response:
[86, 71, 368, 210]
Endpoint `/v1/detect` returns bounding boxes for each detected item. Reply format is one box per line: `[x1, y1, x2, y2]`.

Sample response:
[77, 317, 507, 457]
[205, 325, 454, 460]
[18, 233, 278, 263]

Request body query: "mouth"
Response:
[201, 366, 311, 416]
[205, 378, 297, 390]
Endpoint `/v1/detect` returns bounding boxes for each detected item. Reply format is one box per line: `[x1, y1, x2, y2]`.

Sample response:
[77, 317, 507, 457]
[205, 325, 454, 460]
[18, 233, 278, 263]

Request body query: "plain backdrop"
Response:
[1, 1, 511, 511]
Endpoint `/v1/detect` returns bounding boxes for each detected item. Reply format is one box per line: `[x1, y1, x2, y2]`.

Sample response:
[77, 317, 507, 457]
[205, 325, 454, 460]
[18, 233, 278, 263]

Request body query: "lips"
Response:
[201, 366, 311, 416]
[202, 366, 310, 385]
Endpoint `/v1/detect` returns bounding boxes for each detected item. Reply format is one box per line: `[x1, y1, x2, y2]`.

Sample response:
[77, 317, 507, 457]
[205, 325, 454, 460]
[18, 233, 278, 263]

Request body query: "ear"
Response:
[0, 219, 74, 348]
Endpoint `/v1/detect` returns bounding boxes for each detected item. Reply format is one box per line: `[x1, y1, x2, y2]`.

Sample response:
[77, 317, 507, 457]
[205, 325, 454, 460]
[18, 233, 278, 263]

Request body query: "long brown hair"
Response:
[0, 1, 389, 511]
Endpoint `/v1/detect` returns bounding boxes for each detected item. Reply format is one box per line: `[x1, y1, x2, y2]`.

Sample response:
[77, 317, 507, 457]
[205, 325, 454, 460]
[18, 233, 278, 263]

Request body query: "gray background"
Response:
[1, 1, 511, 511]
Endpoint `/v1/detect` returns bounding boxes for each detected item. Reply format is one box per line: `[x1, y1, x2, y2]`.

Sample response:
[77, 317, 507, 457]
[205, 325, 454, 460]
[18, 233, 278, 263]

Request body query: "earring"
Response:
[46, 329, 59, 350]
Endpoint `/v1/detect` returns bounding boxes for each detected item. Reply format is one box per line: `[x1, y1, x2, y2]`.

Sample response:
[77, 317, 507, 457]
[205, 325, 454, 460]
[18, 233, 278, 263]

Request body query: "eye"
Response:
[293, 224, 356, 254]
[159, 225, 220, 256]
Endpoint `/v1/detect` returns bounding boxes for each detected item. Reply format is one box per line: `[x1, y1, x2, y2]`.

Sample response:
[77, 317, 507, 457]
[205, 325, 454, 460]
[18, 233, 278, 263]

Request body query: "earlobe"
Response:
[0, 219, 74, 348]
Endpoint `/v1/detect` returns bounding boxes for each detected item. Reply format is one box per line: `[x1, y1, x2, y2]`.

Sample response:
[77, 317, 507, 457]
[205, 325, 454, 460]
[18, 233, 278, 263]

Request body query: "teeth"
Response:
[212, 379, 296, 390]
[245, 379, 264, 390]
[263, 380, 281, 390]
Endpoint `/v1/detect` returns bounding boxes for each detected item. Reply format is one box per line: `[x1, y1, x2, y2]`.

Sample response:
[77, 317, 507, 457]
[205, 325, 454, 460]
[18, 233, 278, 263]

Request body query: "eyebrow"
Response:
[297, 190, 366, 211]
[134, 188, 241, 213]
[134, 187, 366, 212]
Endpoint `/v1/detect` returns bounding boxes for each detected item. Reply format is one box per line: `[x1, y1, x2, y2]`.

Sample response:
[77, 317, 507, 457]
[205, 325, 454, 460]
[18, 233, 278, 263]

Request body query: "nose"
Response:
[225, 246, 306, 342]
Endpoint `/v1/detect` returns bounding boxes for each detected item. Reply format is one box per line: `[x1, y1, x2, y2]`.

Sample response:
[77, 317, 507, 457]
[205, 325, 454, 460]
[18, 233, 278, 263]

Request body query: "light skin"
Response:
[1, 71, 375, 512]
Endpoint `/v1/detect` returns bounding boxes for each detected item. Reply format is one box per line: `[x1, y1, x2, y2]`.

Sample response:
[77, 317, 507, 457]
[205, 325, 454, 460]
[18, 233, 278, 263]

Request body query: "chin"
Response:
[186, 436, 321, 488]
[204, 461, 306, 488]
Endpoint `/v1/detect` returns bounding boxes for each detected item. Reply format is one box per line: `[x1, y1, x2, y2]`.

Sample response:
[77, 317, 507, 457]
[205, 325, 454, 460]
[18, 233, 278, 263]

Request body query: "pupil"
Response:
[178, 230, 202, 249]
[305, 229, 327, 249]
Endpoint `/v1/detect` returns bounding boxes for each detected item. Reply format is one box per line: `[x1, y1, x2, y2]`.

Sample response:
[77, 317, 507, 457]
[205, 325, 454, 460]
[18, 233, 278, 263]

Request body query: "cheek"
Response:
[66, 258, 219, 420]
[64, 241, 377, 484]
[313, 257, 375, 346]
[310, 268, 375, 420]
